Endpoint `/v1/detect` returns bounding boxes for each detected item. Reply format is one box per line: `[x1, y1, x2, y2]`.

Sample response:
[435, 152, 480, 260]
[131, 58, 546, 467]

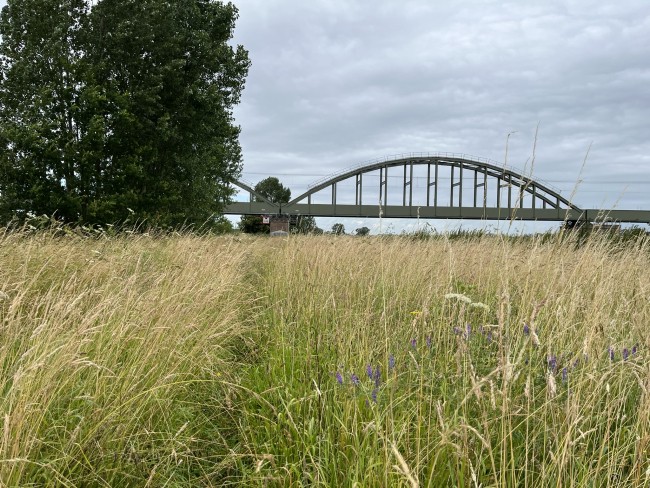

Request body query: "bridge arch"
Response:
[272, 153, 581, 221]
[287, 153, 579, 211]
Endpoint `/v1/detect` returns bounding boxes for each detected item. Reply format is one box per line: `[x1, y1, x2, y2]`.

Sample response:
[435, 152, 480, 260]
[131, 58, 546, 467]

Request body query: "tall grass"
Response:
[1, 231, 649, 486]
[0, 233, 256, 486]
[234, 234, 650, 486]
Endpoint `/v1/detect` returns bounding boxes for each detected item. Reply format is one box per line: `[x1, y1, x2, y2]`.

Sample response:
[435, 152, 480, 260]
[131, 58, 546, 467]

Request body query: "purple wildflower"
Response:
[410, 338, 417, 349]
[548, 355, 557, 372]
[487, 331, 492, 343]
[453, 326, 461, 336]
[562, 367, 568, 383]
[335, 371, 343, 385]
[572, 358, 580, 369]
[623, 348, 629, 361]
[350, 373, 360, 386]
[609, 347, 615, 362]
[388, 354, 395, 371]
[374, 366, 381, 387]
[366, 364, 373, 379]
[632, 344, 638, 355]
[371, 388, 378, 403]
[466, 324, 472, 339]
[426, 336, 432, 349]
[523, 323, 530, 335]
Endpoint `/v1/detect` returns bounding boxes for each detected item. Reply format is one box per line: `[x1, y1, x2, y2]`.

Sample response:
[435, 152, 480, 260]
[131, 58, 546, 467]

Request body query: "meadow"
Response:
[1, 230, 649, 486]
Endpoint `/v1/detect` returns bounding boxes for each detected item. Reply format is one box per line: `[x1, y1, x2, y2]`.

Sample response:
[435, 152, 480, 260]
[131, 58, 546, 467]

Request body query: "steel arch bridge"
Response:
[224, 153, 650, 223]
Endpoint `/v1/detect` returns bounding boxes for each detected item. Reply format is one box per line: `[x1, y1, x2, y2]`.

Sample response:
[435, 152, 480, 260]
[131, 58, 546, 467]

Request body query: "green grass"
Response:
[1, 231, 649, 486]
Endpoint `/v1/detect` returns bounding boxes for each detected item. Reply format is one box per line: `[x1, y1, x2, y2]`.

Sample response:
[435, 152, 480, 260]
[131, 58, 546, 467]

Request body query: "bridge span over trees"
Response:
[224, 153, 650, 225]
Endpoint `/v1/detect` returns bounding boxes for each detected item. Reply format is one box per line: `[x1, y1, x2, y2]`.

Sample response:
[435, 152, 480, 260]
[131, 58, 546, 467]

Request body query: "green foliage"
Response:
[238, 213, 268, 234]
[293, 215, 319, 234]
[212, 215, 235, 234]
[331, 222, 345, 235]
[0, 0, 250, 228]
[253, 176, 291, 204]
[355, 225, 370, 236]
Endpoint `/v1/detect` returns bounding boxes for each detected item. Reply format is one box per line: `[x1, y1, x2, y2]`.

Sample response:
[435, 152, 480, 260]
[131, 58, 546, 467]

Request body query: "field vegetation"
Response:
[1, 229, 649, 486]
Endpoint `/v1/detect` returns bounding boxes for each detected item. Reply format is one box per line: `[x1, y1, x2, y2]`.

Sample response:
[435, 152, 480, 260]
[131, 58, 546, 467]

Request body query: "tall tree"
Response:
[0, 0, 250, 227]
[0, 0, 90, 222]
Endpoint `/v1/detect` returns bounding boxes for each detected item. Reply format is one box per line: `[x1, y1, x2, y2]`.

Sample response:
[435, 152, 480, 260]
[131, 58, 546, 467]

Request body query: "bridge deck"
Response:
[223, 202, 650, 224]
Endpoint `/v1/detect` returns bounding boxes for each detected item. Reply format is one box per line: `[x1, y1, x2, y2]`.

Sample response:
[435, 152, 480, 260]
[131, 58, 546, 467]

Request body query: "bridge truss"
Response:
[225, 153, 650, 224]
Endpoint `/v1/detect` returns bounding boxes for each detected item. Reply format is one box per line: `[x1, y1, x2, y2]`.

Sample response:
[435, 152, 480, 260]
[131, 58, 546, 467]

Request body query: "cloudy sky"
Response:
[230, 0, 650, 232]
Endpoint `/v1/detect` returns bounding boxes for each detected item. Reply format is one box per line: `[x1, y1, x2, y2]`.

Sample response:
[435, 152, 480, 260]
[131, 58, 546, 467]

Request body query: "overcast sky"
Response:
[2, 0, 648, 232]
[230, 0, 650, 232]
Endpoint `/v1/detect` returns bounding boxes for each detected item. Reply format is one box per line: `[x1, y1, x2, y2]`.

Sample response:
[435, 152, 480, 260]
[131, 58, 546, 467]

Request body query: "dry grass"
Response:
[0, 233, 256, 486]
[1, 231, 649, 486]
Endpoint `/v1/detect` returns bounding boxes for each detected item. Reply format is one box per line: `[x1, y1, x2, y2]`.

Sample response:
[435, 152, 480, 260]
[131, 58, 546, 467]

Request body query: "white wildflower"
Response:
[524, 375, 531, 400]
[469, 302, 489, 311]
[444, 293, 472, 304]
